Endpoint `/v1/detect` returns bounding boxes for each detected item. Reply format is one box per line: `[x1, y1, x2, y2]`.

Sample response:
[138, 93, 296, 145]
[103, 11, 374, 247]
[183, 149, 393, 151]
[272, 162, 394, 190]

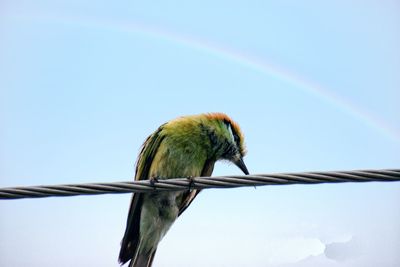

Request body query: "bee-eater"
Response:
[119, 113, 249, 267]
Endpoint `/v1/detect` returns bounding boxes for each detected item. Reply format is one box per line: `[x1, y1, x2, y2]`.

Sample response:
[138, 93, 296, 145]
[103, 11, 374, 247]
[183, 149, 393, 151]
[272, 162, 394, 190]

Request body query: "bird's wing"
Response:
[119, 126, 165, 265]
[178, 158, 215, 216]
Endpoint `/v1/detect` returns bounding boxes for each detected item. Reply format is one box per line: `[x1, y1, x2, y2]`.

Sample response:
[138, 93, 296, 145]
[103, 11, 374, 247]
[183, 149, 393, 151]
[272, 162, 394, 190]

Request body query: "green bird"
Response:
[119, 113, 249, 267]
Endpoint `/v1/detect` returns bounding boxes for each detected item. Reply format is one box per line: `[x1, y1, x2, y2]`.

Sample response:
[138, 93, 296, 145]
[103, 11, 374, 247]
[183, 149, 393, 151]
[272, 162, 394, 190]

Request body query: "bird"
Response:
[118, 112, 249, 267]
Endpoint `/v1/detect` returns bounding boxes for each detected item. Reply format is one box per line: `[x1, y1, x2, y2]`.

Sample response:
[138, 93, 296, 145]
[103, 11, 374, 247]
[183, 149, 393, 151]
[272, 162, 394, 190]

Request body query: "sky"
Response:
[0, 0, 399, 266]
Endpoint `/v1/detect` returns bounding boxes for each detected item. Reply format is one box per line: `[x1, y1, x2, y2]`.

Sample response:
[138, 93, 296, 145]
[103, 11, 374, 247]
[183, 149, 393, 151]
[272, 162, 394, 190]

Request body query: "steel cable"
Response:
[0, 169, 399, 200]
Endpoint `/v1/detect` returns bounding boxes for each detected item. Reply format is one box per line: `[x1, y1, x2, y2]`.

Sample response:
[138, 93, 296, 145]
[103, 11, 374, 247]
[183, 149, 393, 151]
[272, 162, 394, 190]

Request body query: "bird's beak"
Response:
[234, 157, 249, 175]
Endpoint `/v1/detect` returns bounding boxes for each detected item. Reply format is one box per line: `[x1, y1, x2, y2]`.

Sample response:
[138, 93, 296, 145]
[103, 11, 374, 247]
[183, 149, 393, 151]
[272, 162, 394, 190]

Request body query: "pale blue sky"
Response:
[1, 1, 399, 266]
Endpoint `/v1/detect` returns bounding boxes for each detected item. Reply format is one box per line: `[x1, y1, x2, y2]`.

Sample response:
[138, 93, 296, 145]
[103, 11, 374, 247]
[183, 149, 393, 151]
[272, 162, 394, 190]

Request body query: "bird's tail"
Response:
[129, 249, 157, 267]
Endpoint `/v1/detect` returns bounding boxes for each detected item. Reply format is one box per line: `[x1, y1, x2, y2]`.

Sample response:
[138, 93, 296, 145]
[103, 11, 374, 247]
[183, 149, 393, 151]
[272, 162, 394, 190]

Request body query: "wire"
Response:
[0, 169, 399, 200]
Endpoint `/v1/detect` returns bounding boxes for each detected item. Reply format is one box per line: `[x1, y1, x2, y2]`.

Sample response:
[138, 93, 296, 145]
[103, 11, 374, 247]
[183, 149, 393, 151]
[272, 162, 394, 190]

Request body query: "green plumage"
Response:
[119, 113, 248, 267]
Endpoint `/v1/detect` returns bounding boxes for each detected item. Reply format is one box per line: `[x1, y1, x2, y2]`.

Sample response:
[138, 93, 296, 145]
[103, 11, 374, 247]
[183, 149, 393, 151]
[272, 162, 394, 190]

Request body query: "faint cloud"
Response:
[324, 237, 363, 262]
[263, 237, 325, 265]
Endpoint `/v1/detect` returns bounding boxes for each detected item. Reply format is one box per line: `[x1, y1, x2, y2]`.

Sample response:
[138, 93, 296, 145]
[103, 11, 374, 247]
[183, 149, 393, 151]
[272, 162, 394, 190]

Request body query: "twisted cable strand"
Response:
[0, 169, 399, 200]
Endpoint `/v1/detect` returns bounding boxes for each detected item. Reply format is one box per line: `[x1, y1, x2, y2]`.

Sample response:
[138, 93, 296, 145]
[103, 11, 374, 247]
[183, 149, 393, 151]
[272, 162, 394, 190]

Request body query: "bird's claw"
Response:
[150, 176, 159, 187]
[187, 176, 195, 191]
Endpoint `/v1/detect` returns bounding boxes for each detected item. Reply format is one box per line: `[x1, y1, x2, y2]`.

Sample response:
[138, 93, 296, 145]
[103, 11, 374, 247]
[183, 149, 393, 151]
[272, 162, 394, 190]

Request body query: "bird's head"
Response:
[201, 113, 249, 175]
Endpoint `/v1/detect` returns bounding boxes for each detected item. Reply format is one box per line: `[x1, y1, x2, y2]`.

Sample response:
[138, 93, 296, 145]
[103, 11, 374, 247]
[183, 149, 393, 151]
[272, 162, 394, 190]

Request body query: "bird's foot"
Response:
[187, 176, 195, 191]
[150, 176, 159, 187]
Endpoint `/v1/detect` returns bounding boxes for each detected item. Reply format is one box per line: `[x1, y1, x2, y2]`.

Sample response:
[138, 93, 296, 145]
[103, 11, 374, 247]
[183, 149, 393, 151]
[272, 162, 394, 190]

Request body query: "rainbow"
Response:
[8, 14, 400, 143]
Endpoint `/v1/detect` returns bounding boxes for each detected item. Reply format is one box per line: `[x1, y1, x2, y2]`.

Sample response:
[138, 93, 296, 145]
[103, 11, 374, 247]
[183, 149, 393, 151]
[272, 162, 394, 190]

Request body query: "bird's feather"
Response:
[119, 126, 165, 264]
[177, 158, 215, 216]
